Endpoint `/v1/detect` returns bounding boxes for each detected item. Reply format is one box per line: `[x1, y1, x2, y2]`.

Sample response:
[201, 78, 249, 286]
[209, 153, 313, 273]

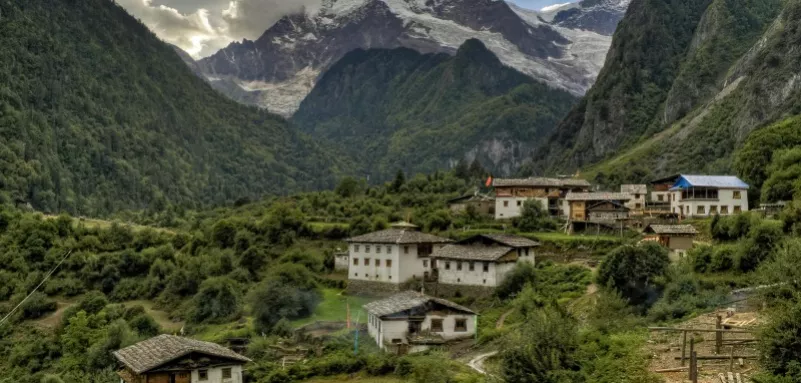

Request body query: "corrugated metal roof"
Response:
[565, 192, 633, 201]
[670, 175, 749, 190]
[364, 291, 476, 317]
[492, 177, 590, 188]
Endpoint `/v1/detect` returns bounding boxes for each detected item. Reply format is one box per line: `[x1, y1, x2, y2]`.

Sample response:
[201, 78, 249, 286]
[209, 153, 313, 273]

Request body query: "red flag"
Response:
[485, 175, 493, 188]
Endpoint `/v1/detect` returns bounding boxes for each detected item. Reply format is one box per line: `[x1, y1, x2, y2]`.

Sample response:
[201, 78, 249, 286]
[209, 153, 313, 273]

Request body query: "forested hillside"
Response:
[293, 39, 578, 180]
[529, 0, 785, 182]
[0, 0, 345, 216]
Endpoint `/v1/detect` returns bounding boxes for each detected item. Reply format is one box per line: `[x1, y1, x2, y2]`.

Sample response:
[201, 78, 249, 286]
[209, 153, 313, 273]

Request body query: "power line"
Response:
[0, 250, 72, 327]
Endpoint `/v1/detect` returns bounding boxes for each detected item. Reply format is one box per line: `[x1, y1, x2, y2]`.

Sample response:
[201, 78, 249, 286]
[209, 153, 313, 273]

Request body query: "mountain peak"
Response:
[454, 38, 502, 66]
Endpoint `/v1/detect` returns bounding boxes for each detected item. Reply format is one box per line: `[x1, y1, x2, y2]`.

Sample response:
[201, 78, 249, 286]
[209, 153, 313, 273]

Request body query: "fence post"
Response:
[716, 315, 723, 354]
[681, 330, 688, 366]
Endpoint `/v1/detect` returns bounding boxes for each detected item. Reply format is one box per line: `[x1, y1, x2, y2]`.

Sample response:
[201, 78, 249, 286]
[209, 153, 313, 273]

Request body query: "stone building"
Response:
[113, 334, 250, 383]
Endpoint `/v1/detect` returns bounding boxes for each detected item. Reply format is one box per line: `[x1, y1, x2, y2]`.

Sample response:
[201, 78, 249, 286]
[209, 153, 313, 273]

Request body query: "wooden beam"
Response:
[648, 327, 755, 334]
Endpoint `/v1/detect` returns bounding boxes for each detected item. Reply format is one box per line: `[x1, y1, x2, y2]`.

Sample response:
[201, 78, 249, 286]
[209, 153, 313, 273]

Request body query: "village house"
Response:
[333, 249, 349, 271]
[492, 177, 591, 219]
[365, 291, 477, 354]
[668, 175, 749, 217]
[643, 224, 698, 260]
[649, 175, 680, 207]
[621, 184, 647, 211]
[564, 192, 633, 223]
[447, 193, 495, 216]
[431, 234, 539, 288]
[113, 334, 251, 383]
[346, 222, 451, 292]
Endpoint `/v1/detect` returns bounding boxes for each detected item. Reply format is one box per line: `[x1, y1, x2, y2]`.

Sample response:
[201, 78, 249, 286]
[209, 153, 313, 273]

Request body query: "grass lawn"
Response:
[308, 222, 350, 231]
[122, 300, 185, 333]
[292, 289, 378, 327]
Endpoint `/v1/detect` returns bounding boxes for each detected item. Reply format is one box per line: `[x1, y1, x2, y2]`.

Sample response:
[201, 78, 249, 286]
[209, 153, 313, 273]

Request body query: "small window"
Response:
[721, 205, 729, 215]
[457, 278, 461, 283]
[422, 260, 428, 267]
[525, 248, 529, 256]
[734, 206, 742, 213]
[392, 338, 402, 344]
[431, 319, 443, 332]
[469, 262, 475, 271]
[685, 206, 690, 214]
[516, 200, 522, 207]
[455, 318, 467, 332]
[710, 205, 718, 214]
[353, 257, 359, 265]
[354, 245, 360, 252]
[365, 245, 371, 253]
[404, 246, 409, 254]
[375, 274, 379, 279]
[386, 259, 392, 267]
[355, 273, 358, 277]
[483, 279, 487, 284]
[445, 261, 451, 270]
[697, 205, 705, 215]
[222, 368, 232, 379]
[733, 191, 742, 200]
[364, 258, 370, 266]
[199, 370, 209, 381]
[635, 203, 642, 209]
[386, 246, 392, 253]
[503, 201, 509, 207]
[483, 262, 489, 272]
[457, 262, 463, 271]
[635, 194, 641, 199]
[389, 275, 392, 280]
[376, 246, 381, 254]
[375, 258, 380, 266]
[658, 195, 664, 202]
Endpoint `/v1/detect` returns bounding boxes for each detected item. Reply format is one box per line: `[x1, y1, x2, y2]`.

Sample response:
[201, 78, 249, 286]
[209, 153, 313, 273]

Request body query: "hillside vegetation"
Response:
[0, 0, 345, 216]
[293, 39, 577, 180]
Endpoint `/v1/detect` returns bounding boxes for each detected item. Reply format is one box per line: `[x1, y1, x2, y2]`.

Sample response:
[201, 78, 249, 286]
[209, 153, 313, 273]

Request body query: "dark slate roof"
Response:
[346, 229, 452, 244]
[113, 334, 251, 374]
[364, 291, 476, 317]
[492, 177, 590, 188]
[431, 244, 513, 261]
[470, 233, 540, 248]
[670, 175, 749, 190]
[565, 192, 632, 201]
[644, 225, 698, 235]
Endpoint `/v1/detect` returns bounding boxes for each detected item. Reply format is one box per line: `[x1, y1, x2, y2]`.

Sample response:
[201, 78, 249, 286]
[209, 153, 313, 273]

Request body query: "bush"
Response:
[515, 200, 557, 232]
[737, 220, 784, 272]
[496, 262, 537, 300]
[689, 245, 713, 273]
[189, 277, 240, 324]
[20, 292, 57, 320]
[761, 299, 801, 375]
[710, 245, 735, 272]
[597, 242, 670, 306]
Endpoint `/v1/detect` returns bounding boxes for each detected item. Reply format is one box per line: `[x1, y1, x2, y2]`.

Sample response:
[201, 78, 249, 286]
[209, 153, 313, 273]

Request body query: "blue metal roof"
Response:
[670, 175, 749, 190]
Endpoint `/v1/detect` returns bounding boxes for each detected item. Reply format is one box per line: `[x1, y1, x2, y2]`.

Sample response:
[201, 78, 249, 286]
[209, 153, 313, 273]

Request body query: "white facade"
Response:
[348, 243, 446, 284]
[669, 189, 749, 217]
[494, 197, 547, 219]
[367, 312, 476, 351]
[190, 365, 243, 383]
[436, 248, 533, 288]
[334, 253, 349, 271]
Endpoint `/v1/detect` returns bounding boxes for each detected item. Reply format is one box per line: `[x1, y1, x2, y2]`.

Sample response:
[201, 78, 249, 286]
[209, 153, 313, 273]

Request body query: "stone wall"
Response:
[346, 279, 401, 296]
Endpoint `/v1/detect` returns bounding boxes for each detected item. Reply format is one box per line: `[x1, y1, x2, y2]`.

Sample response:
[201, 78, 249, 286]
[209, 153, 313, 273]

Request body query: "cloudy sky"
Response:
[119, 0, 573, 59]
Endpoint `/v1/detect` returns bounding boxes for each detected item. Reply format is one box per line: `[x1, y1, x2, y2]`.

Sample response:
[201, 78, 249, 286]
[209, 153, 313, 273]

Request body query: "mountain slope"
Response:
[292, 39, 578, 178]
[530, 0, 783, 180]
[547, 0, 632, 35]
[196, 0, 627, 116]
[0, 0, 343, 215]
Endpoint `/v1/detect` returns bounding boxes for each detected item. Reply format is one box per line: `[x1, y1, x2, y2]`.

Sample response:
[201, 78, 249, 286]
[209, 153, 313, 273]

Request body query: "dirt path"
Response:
[496, 308, 515, 329]
[35, 300, 77, 328]
[468, 351, 498, 375]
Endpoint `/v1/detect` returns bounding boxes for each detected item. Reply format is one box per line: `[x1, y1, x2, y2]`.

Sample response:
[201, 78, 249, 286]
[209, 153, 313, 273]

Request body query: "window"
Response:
[222, 368, 232, 379]
[364, 258, 370, 266]
[375, 274, 379, 279]
[483, 262, 489, 272]
[517, 200, 522, 206]
[635, 203, 642, 209]
[503, 201, 509, 207]
[733, 191, 742, 200]
[353, 257, 359, 265]
[658, 194, 664, 202]
[422, 260, 428, 268]
[734, 206, 742, 213]
[431, 319, 443, 332]
[469, 262, 475, 271]
[355, 273, 358, 277]
[697, 205, 705, 215]
[721, 205, 729, 215]
[483, 279, 487, 284]
[386, 246, 392, 253]
[635, 194, 641, 199]
[710, 205, 718, 214]
[376, 246, 381, 254]
[457, 278, 461, 283]
[199, 370, 209, 381]
[354, 245, 360, 252]
[404, 246, 409, 254]
[389, 275, 392, 280]
[365, 245, 371, 253]
[685, 206, 690, 214]
[524, 248, 529, 256]
[386, 259, 392, 267]
[445, 261, 451, 270]
[457, 262, 463, 271]
[455, 319, 467, 332]
[374, 258, 380, 266]
[392, 338, 402, 344]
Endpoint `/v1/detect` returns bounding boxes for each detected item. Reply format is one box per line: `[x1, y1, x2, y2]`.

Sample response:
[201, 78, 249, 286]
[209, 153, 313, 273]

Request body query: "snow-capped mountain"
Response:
[196, 0, 631, 116]
[543, 0, 632, 35]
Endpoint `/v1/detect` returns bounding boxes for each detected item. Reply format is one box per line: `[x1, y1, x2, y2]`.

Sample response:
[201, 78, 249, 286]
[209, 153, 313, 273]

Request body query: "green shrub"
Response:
[20, 292, 57, 320]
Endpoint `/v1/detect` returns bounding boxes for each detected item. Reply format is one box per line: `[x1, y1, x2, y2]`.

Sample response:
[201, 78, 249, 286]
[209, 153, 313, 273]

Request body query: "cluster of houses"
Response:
[450, 174, 751, 222]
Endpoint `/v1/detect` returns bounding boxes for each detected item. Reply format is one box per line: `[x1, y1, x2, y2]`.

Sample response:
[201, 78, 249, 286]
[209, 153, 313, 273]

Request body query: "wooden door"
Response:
[146, 373, 170, 383]
[174, 372, 190, 383]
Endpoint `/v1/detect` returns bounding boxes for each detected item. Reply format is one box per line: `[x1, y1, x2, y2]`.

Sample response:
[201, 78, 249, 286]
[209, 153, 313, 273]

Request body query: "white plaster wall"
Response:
[377, 320, 408, 350]
[348, 243, 401, 284]
[495, 197, 547, 219]
[495, 262, 516, 286]
[420, 314, 477, 340]
[190, 365, 243, 383]
[334, 255, 349, 271]
[671, 189, 749, 217]
[438, 260, 497, 286]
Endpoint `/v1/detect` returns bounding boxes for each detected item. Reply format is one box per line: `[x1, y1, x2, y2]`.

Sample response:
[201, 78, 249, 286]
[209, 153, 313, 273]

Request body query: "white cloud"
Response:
[118, 0, 321, 58]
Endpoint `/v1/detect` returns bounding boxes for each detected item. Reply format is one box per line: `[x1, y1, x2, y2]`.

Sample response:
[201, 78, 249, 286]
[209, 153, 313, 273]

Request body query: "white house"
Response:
[492, 177, 591, 219]
[346, 222, 451, 287]
[668, 175, 750, 217]
[563, 192, 633, 222]
[113, 334, 251, 383]
[431, 234, 539, 288]
[365, 291, 477, 354]
[621, 184, 647, 211]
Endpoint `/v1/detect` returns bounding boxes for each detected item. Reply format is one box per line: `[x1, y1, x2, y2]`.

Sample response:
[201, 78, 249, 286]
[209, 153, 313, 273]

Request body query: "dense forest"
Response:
[293, 39, 577, 180]
[0, 0, 347, 217]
